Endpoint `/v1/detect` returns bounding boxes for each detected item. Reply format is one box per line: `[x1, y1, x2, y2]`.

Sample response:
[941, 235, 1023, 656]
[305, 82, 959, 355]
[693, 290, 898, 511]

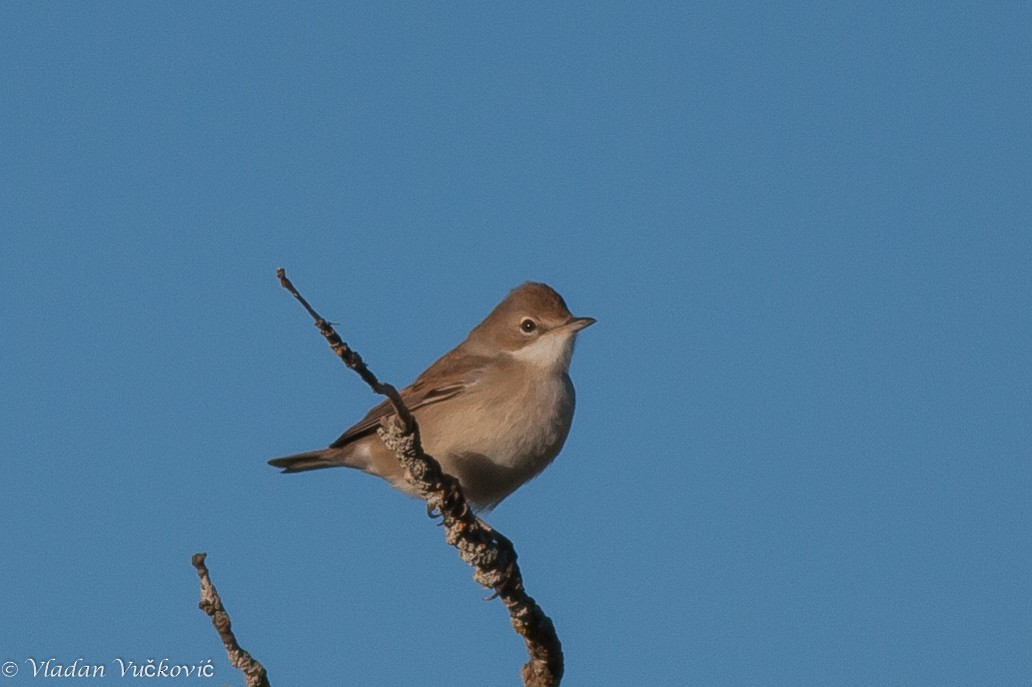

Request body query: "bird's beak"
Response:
[565, 316, 596, 332]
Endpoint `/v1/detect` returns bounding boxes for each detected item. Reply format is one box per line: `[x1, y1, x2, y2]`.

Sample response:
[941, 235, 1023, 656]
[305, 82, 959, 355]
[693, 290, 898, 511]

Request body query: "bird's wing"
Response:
[329, 349, 492, 448]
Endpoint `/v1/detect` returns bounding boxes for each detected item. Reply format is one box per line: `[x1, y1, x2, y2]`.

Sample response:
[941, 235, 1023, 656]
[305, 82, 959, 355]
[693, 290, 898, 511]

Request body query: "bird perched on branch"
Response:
[269, 282, 595, 510]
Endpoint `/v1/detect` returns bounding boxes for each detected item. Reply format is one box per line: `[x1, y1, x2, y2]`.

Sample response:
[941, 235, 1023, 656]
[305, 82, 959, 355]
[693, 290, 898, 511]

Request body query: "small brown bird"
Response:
[269, 282, 595, 510]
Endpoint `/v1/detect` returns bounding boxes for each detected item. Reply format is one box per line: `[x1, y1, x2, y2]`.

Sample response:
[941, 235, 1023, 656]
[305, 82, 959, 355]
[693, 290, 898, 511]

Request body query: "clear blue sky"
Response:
[2, 3, 1029, 686]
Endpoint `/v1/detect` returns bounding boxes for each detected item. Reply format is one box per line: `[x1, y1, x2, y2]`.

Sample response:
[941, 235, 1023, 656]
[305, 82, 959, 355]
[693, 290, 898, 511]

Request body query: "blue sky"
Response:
[1, 3, 1029, 686]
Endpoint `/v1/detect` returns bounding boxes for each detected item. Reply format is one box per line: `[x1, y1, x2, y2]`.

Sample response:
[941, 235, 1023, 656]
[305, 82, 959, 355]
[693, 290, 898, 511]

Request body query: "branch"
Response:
[191, 553, 271, 687]
[275, 268, 413, 432]
[277, 268, 564, 687]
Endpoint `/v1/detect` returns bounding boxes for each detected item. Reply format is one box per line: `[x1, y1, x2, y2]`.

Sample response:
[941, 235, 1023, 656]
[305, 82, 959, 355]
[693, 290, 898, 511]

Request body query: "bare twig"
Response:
[278, 268, 564, 687]
[276, 267, 413, 432]
[192, 553, 271, 687]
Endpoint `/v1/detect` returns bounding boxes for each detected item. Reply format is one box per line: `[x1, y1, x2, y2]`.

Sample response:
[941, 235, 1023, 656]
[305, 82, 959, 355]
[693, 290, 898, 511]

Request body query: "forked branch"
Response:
[193, 271, 563, 687]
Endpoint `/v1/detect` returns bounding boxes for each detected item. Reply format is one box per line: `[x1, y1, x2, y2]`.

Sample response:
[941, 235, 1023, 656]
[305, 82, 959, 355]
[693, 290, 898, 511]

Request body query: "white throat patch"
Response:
[510, 330, 576, 370]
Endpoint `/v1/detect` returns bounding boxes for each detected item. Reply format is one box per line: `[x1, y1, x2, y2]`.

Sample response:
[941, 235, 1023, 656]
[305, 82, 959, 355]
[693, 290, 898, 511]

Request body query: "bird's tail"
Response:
[268, 449, 336, 473]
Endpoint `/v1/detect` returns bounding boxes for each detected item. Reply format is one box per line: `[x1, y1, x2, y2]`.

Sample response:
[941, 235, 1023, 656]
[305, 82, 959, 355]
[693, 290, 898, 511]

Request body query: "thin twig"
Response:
[192, 553, 271, 687]
[276, 267, 413, 432]
[278, 268, 564, 687]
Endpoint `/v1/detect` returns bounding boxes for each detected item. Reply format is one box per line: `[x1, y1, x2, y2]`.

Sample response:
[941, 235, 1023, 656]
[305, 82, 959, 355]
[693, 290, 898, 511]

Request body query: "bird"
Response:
[269, 282, 595, 510]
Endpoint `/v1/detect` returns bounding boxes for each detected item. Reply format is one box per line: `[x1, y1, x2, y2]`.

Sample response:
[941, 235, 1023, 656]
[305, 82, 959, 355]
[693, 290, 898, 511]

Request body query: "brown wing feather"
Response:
[329, 348, 492, 448]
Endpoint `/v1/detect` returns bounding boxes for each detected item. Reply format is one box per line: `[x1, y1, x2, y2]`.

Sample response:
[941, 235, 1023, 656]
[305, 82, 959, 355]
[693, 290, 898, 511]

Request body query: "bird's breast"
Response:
[418, 366, 575, 471]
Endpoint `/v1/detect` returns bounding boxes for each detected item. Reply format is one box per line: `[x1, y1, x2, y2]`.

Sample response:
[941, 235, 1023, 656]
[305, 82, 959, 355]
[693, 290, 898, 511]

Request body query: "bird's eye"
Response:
[520, 318, 537, 333]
